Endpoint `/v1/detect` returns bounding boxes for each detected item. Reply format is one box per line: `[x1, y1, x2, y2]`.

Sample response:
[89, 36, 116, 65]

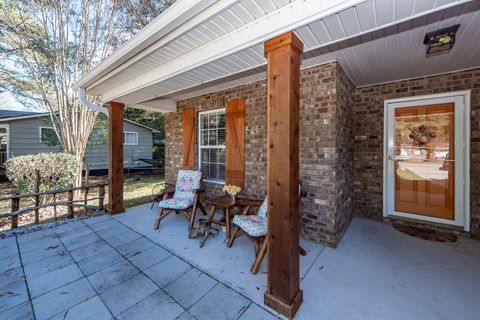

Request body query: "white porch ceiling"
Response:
[77, 0, 480, 109]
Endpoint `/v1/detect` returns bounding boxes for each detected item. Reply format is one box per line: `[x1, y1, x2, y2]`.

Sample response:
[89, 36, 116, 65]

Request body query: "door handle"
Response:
[443, 159, 455, 162]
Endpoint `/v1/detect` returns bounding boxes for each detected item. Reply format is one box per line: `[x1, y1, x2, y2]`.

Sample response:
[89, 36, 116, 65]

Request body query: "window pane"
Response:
[208, 114, 218, 128]
[209, 149, 218, 163]
[201, 130, 208, 145]
[218, 128, 226, 145]
[218, 113, 226, 128]
[218, 164, 226, 181]
[201, 114, 208, 129]
[201, 161, 208, 174]
[41, 128, 59, 146]
[208, 130, 217, 145]
[124, 133, 136, 144]
[202, 149, 209, 162]
[209, 163, 218, 181]
[218, 149, 226, 163]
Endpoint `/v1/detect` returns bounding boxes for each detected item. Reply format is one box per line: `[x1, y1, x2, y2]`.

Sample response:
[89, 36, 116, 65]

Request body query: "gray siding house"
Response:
[0, 110, 158, 170]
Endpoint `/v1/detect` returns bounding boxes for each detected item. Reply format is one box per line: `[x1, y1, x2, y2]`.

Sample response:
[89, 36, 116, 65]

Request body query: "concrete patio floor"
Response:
[1, 203, 479, 320]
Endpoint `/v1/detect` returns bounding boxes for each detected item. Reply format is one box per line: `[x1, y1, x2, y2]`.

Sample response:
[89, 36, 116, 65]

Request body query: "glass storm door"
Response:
[385, 93, 469, 229]
[394, 103, 454, 220]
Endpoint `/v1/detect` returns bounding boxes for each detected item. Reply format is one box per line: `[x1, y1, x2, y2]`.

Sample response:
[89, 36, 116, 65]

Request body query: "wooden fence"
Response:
[0, 181, 108, 230]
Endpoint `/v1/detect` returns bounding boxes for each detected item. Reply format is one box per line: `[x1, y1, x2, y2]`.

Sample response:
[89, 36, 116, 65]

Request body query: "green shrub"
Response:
[153, 144, 165, 160]
[5, 153, 79, 194]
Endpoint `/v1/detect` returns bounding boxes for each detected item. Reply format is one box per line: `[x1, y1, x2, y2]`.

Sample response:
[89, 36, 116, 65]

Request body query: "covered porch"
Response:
[1, 204, 479, 319]
[73, 0, 480, 318]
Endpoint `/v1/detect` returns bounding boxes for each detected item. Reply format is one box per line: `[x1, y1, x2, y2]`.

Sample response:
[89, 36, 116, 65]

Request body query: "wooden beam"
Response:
[108, 101, 125, 215]
[264, 31, 303, 319]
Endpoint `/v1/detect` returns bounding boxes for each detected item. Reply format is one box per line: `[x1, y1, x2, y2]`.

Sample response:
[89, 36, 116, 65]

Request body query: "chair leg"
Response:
[154, 208, 164, 230]
[154, 208, 170, 230]
[227, 227, 243, 248]
[251, 238, 268, 274]
[207, 205, 216, 225]
[253, 238, 260, 255]
[198, 201, 208, 216]
[225, 207, 231, 239]
[189, 197, 199, 231]
[150, 201, 155, 210]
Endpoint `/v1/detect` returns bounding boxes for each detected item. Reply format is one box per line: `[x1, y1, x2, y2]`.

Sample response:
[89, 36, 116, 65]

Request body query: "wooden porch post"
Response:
[108, 101, 125, 215]
[264, 32, 303, 319]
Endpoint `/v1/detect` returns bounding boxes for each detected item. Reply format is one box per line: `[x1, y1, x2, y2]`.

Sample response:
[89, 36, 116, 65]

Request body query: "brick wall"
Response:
[166, 61, 354, 247]
[335, 64, 355, 243]
[173, 80, 268, 201]
[354, 68, 480, 237]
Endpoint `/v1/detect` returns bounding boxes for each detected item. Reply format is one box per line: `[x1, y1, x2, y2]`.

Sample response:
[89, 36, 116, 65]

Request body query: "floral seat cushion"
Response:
[174, 170, 202, 201]
[158, 170, 202, 210]
[232, 215, 267, 237]
[232, 198, 268, 237]
[158, 197, 193, 210]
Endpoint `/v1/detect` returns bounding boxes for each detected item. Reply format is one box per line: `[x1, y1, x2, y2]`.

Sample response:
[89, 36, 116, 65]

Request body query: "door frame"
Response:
[383, 90, 471, 231]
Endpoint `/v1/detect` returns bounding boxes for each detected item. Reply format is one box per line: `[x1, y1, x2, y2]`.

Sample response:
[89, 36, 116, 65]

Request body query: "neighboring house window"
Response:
[39, 127, 59, 146]
[198, 109, 226, 183]
[124, 132, 138, 145]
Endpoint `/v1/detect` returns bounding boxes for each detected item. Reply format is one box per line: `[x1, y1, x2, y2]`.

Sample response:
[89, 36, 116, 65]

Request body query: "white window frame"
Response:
[198, 108, 226, 184]
[383, 90, 471, 231]
[123, 131, 138, 145]
[39, 126, 59, 145]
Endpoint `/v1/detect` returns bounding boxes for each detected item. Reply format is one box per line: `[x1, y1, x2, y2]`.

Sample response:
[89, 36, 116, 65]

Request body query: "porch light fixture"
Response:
[423, 24, 460, 56]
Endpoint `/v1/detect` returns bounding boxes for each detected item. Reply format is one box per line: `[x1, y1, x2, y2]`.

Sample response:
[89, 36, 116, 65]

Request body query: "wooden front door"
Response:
[393, 103, 455, 220]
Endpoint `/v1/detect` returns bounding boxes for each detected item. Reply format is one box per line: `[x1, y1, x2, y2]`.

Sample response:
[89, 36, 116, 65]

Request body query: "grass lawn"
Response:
[104, 174, 165, 208]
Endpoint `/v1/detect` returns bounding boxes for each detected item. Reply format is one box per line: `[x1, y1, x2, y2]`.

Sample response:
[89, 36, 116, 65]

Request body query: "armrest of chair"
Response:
[237, 197, 264, 216]
[193, 188, 205, 194]
[153, 183, 175, 200]
[237, 198, 263, 207]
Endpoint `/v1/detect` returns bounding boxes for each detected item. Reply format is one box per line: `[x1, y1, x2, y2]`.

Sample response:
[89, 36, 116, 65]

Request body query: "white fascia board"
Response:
[86, 0, 241, 95]
[73, 0, 219, 91]
[133, 99, 177, 113]
[101, 0, 367, 102]
[0, 113, 49, 122]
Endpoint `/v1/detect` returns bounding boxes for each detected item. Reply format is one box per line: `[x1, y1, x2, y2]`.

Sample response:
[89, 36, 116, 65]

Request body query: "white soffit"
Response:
[82, 0, 478, 106]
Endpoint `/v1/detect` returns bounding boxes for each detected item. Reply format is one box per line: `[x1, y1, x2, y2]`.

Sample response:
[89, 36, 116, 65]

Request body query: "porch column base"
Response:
[264, 289, 303, 319]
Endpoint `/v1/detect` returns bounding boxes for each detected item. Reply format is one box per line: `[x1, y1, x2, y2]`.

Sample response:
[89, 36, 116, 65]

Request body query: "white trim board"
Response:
[383, 90, 471, 231]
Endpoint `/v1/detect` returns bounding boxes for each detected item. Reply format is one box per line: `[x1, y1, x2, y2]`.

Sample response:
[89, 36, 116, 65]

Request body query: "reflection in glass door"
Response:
[393, 104, 455, 220]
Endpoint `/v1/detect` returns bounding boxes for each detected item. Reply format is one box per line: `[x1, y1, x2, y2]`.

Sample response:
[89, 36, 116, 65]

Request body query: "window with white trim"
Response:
[39, 127, 59, 146]
[123, 132, 138, 145]
[198, 109, 226, 183]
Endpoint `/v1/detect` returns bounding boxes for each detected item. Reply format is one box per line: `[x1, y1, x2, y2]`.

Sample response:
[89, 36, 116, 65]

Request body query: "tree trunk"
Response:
[74, 156, 84, 198]
[84, 158, 90, 187]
